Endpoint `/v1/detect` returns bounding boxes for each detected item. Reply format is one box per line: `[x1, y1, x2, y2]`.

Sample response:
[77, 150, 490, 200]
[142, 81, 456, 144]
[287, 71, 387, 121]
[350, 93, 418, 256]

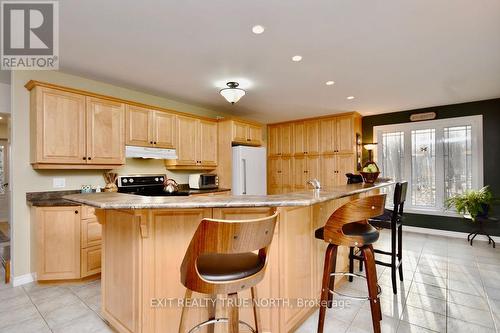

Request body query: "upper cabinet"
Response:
[165, 116, 217, 170]
[293, 120, 320, 156]
[268, 123, 293, 157]
[126, 105, 175, 148]
[28, 83, 125, 169]
[230, 120, 263, 146]
[86, 97, 125, 165]
[319, 115, 356, 155]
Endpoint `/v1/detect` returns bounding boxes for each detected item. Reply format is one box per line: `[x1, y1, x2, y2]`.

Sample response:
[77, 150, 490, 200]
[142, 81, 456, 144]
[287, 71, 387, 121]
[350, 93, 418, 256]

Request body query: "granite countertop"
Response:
[63, 181, 394, 209]
[26, 188, 232, 207]
[26, 190, 82, 207]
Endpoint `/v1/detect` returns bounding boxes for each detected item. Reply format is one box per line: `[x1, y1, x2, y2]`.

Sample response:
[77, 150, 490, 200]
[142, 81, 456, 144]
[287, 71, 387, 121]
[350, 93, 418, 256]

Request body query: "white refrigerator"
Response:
[232, 146, 267, 195]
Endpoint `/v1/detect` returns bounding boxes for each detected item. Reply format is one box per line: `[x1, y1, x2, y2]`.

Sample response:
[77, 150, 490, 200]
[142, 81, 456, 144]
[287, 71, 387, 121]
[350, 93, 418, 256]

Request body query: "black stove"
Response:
[117, 174, 189, 197]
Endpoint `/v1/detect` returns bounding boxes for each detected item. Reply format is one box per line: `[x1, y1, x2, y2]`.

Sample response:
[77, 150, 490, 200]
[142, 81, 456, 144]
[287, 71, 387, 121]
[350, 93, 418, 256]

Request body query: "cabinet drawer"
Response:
[81, 217, 102, 248]
[81, 245, 101, 277]
[81, 205, 96, 219]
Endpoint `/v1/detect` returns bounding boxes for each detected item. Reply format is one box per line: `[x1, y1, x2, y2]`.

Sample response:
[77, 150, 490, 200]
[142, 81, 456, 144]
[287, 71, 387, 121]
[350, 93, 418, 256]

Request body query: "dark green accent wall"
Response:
[362, 98, 500, 236]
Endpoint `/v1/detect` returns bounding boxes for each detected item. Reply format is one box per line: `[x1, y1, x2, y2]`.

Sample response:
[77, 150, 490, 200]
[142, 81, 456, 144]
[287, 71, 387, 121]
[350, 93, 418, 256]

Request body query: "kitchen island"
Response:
[65, 182, 393, 333]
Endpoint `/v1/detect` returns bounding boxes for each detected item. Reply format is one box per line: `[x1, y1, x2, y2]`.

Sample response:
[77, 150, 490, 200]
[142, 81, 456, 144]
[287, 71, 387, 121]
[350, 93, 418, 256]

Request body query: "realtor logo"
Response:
[1, 1, 59, 70]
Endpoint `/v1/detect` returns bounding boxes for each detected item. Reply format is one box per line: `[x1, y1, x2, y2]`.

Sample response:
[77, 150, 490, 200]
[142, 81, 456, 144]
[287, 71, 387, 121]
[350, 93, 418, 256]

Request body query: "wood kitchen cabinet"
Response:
[267, 112, 361, 194]
[86, 97, 125, 165]
[230, 120, 263, 146]
[268, 123, 293, 157]
[268, 156, 293, 194]
[126, 105, 176, 149]
[294, 120, 320, 156]
[165, 115, 217, 169]
[34, 205, 102, 281]
[27, 82, 125, 169]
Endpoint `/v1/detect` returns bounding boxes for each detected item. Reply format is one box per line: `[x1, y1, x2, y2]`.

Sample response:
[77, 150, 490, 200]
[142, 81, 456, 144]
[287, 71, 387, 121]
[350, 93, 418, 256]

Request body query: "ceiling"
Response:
[60, 0, 500, 123]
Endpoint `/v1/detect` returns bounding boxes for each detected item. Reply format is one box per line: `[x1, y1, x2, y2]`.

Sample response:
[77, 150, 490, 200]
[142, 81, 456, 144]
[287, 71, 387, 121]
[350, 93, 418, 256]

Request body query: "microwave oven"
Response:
[188, 173, 219, 189]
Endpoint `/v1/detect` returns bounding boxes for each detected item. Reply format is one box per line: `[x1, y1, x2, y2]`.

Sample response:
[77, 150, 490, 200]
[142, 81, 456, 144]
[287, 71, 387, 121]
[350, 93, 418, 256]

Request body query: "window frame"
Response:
[374, 115, 483, 217]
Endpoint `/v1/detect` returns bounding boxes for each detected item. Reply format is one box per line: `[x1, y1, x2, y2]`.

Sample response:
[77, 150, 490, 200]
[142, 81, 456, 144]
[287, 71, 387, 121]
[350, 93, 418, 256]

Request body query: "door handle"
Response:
[242, 158, 247, 195]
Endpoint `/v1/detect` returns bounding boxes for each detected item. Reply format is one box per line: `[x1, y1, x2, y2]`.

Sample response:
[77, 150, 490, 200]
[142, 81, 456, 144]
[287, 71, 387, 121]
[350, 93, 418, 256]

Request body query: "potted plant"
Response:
[445, 186, 495, 221]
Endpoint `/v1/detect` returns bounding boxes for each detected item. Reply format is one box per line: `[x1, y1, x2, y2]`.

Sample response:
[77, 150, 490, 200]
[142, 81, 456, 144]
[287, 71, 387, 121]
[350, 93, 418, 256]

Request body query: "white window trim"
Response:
[373, 115, 483, 217]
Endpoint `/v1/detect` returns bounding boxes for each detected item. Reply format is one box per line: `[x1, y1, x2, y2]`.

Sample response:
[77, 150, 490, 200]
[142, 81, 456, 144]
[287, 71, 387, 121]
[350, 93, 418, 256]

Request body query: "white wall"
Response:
[11, 70, 230, 279]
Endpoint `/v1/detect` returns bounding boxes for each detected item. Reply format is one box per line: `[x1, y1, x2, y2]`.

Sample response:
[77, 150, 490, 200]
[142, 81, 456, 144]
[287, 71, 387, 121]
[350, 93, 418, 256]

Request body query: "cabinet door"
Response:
[321, 154, 336, 188]
[81, 217, 102, 248]
[268, 157, 282, 194]
[81, 245, 101, 277]
[125, 105, 152, 147]
[307, 155, 321, 180]
[336, 154, 355, 185]
[268, 125, 281, 156]
[293, 122, 305, 155]
[248, 125, 263, 146]
[320, 118, 336, 154]
[232, 121, 248, 143]
[198, 120, 218, 166]
[36, 206, 81, 280]
[305, 120, 320, 155]
[34, 87, 86, 164]
[293, 156, 307, 190]
[86, 97, 125, 165]
[281, 157, 293, 193]
[175, 116, 198, 165]
[281, 123, 294, 156]
[336, 116, 354, 154]
[153, 111, 176, 148]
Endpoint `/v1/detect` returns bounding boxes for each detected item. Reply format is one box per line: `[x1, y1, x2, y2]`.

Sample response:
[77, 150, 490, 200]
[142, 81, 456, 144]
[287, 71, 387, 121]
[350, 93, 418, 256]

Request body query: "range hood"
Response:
[125, 146, 177, 159]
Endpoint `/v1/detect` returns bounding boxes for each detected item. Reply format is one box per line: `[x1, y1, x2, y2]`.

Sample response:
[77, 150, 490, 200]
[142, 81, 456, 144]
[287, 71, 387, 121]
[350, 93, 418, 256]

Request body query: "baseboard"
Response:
[12, 272, 36, 287]
[404, 226, 500, 243]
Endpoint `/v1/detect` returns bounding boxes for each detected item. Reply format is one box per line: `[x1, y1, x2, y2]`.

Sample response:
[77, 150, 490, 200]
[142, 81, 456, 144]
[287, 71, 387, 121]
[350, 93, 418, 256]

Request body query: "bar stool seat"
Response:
[197, 252, 265, 282]
[315, 223, 379, 244]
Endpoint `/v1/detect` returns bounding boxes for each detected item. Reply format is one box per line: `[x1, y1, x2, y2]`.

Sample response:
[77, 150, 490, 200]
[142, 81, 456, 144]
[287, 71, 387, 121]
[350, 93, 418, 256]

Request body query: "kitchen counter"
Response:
[27, 190, 82, 207]
[27, 188, 231, 207]
[64, 181, 393, 209]
[64, 181, 393, 333]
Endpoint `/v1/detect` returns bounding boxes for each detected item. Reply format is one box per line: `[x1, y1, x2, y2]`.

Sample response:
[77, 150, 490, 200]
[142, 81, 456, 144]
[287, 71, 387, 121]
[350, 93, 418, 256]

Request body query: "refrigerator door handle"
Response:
[242, 158, 247, 195]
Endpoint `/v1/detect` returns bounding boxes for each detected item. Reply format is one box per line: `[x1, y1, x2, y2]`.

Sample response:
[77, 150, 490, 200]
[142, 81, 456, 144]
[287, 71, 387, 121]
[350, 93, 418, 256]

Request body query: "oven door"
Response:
[199, 174, 218, 189]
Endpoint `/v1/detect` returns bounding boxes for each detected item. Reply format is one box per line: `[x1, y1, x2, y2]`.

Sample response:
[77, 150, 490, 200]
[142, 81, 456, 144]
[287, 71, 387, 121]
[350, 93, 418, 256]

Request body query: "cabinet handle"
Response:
[88, 157, 92, 160]
[74, 210, 79, 214]
[154, 141, 157, 144]
[82, 157, 87, 160]
[150, 141, 153, 144]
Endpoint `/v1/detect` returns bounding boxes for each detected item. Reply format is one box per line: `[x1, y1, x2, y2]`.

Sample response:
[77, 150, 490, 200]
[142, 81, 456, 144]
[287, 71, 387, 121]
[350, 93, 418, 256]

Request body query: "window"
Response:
[374, 115, 483, 216]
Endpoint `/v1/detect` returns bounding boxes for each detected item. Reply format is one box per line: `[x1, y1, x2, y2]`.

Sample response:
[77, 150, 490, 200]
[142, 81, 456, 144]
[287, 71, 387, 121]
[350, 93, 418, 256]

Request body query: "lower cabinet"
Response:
[34, 205, 102, 281]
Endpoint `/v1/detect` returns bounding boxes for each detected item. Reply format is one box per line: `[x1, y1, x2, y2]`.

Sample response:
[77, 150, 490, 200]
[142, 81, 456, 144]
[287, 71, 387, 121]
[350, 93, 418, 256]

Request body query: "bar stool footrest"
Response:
[328, 272, 382, 301]
[188, 317, 256, 333]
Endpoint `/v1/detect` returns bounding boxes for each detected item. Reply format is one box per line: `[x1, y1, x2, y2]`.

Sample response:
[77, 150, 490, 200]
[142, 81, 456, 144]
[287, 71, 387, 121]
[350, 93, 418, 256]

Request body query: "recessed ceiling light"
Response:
[347, 96, 355, 100]
[292, 55, 302, 62]
[252, 25, 265, 34]
[0, 117, 3, 120]
[325, 81, 335, 86]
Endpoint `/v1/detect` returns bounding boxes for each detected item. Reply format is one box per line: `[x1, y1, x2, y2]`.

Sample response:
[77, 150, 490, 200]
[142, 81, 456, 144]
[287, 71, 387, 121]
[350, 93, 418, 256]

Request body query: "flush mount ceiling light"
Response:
[292, 55, 302, 62]
[347, 96, 355, 100]
[252, 25, 265, 34]
[325, 81, 335, 86]
[219, 82, 246, 104]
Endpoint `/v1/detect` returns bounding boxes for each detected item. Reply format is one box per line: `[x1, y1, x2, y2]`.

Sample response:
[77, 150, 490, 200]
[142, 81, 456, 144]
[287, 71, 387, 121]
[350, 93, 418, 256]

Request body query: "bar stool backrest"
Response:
[180, 211, 279, 295]
[393, 182, 408, 219]
[323, 194, 386, 247]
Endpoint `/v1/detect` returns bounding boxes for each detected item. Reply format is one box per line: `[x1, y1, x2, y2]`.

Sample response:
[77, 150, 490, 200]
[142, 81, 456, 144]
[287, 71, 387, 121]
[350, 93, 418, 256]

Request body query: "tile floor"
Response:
[297, 230, 500, 333]
[0, 230, 499, 332]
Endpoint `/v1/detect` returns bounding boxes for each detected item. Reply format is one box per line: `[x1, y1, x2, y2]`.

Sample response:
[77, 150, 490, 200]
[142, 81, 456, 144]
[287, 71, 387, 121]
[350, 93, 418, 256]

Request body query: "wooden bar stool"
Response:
[350, 182, 408, 294]
[179, 211, 279, 333]
[315, 195, 386, 333]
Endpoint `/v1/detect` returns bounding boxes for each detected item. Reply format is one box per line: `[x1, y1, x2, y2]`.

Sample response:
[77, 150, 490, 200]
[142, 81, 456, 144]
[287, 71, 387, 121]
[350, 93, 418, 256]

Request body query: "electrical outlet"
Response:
[53, 178, 66, 188]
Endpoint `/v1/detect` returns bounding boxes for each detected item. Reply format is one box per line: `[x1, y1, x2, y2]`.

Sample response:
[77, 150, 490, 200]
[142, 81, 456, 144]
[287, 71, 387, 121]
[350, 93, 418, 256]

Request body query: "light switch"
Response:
[53, 178, 66, 188]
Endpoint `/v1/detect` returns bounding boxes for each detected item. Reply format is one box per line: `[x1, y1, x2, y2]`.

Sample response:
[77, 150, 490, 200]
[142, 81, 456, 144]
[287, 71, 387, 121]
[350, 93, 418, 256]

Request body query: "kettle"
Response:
[163, 178, 179, 194]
